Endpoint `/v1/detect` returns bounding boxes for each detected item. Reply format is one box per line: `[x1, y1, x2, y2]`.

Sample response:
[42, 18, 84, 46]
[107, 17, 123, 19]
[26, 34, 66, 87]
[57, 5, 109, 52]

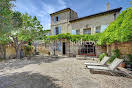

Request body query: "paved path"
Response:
[0, 55, 132, 88]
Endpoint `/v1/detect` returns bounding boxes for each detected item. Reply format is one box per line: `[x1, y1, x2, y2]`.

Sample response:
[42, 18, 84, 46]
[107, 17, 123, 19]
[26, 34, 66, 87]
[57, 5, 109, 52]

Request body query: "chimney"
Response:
[106, 2, 110, 10]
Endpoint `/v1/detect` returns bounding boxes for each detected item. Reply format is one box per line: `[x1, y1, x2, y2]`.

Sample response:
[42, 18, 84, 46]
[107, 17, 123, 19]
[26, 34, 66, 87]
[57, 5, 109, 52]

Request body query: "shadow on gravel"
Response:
[0, 55, 66, 71]
[0, 72, 62, 88]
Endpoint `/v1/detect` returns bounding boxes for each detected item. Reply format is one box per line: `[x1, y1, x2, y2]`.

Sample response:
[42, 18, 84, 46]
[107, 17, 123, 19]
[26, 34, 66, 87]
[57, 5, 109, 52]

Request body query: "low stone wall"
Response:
[96, 41, 132, 57]
[37, 45, 50, 55]
[6, 45, 16, 59]
[96, 46, 107, 57]
[111, 41, 132, 55]
[0, 45, 16, 59]
[0, 45, 35, 59]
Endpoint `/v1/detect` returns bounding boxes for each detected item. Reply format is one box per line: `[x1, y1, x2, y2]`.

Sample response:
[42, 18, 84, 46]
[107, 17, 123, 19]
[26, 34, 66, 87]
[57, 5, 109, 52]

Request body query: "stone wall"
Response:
[70, 12, 120, 34]
[37, 44, 50, 55]
[50, 9, 78, 35]
[96, 46, 107, 56]
[0, 45, 16, 59]
[0, 45, 36, 59]
[96, 41, 132, 57]
[6, 45, 16, 59]
[69, 42, 80, 56]
[111, 41, 132, 55]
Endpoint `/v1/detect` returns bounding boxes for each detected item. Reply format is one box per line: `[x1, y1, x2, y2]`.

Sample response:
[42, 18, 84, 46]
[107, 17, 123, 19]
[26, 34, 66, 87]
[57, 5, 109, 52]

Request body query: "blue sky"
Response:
[14, 0, 132, 30]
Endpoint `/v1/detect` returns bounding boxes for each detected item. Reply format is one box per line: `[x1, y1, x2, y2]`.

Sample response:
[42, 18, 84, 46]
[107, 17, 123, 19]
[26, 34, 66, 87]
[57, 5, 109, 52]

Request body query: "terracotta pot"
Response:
[119, 62, 126, 68]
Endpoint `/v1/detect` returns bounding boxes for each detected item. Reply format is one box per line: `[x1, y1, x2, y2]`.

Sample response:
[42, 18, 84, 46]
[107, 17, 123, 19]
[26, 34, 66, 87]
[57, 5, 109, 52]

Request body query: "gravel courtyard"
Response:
[0, 55, 132, 88]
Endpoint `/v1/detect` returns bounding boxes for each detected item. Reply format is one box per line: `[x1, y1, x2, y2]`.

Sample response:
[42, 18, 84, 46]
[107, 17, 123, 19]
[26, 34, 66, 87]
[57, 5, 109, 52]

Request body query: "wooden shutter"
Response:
[53, 16, 56, 22]
[53, 27, 55, 35]
[58, 26, 61, 34]
[58, 41, 61, 51]
[58, 16, 60, 21]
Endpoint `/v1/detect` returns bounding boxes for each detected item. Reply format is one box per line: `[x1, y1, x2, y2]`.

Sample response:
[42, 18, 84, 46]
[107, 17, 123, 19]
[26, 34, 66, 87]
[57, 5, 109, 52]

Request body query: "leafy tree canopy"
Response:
[0, 0, 16, 44]
[97, 6, 132, 45]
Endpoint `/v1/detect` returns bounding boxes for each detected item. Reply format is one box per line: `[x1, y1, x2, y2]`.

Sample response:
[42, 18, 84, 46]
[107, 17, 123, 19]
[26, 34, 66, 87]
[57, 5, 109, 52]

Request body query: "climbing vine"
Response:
[97, 6, 132, 45]
[44, 6, 132, 46]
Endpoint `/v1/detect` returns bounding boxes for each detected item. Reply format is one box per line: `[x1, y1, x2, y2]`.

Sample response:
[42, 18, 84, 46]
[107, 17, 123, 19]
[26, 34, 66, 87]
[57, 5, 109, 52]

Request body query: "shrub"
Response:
[99, 53, 107, 61]
[25, 45, 33, 52]
[112, 49, 120, 58]
[107, 55, 117, 64]
[108, 49, 121, 64]
[128, 54, 132, 62]
[24, 45, 33, 56]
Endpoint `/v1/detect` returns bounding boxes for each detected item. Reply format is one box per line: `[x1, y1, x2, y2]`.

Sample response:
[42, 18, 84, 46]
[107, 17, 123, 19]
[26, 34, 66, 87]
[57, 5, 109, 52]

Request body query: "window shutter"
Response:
[53, 27, 55, 35]
[53, 16, 56, 22]
[58, 41, 61, 51]
[58, 26, 61, 34]
[58, 16, 60, 21]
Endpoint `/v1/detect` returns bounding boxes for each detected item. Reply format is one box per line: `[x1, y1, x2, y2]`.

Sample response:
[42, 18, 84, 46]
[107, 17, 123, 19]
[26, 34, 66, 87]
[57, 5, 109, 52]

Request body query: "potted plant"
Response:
[125, 54, 132, 70]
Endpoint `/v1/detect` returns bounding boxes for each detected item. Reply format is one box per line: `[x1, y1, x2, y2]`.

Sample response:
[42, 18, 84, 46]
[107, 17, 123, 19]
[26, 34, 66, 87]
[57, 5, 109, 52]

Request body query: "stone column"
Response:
[91, 26, 96, 34]
[80, 28, 84, 35]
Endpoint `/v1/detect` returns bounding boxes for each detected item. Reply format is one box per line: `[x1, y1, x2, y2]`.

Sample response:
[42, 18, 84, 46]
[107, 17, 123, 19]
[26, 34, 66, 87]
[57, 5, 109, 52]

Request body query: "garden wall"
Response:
[96, 46, 107, 57]
[37, 44, 50, 55]
[96, 41, 132, 57]
[0, 45, 35, 59]
[6, 45, 16, 59]
[0, 45, 16, 59]
[111, 41, 132, 55]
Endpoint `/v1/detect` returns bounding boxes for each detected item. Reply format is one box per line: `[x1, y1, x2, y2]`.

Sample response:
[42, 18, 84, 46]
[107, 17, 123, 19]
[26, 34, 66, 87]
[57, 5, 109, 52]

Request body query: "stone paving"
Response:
[0, 55, 132, 88]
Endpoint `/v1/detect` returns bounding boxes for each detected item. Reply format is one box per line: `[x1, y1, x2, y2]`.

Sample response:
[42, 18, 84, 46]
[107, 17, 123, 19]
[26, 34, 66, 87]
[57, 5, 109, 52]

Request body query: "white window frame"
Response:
[83, 28, 91, 34]
[53, 15, 60, 22]
[96, 26, 101, 33]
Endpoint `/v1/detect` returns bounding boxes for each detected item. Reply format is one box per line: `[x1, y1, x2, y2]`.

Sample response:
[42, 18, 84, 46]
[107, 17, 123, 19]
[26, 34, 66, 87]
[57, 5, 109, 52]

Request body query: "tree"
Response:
[0, 0, 15, 59]
[9, 13, 44, 59]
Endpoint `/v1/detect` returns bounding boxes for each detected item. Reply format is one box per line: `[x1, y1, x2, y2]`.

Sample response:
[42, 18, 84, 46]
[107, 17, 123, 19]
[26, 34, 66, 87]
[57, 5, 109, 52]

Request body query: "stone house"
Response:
[50, 4, 122, 56]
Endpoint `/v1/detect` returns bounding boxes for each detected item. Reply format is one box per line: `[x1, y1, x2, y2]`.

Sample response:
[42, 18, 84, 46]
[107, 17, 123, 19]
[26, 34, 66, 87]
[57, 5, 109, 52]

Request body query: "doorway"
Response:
[62, 42, 66, 55]
[78, 42, 96, 56]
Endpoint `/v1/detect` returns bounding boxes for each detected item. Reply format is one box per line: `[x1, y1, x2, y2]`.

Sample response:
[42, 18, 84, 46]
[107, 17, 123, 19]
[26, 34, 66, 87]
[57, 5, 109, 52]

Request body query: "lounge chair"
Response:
[87, 58, 124, 71]
[84, 56, 110, 67]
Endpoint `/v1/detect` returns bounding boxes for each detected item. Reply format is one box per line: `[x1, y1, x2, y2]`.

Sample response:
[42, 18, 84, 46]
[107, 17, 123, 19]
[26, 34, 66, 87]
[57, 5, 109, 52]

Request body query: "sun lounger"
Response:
[87, 58, 124, 71]
[84, 56, 110, 67]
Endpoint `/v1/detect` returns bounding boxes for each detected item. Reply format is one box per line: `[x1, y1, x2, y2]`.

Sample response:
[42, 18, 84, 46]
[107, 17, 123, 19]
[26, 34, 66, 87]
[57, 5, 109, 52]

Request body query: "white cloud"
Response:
[57, 0, 67, 8]
[14, 0, 67, 30]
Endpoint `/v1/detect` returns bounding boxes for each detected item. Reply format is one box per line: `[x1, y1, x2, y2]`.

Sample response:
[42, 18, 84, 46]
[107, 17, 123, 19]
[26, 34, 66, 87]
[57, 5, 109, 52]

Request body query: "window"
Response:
[72, 30, 76, 35]
[53, 16, 60, 22]
[96, 26, 101, 33]
[101, 25, 108, 32]
[83, 28, 91, 34]
[53, 26, 61, 35]
[72, 29, 80, 35]
[55, 27, 59, 35]
[56, 16, 59, 21]
[76, 30, 80, 35]
[114, 13, 116, 20]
